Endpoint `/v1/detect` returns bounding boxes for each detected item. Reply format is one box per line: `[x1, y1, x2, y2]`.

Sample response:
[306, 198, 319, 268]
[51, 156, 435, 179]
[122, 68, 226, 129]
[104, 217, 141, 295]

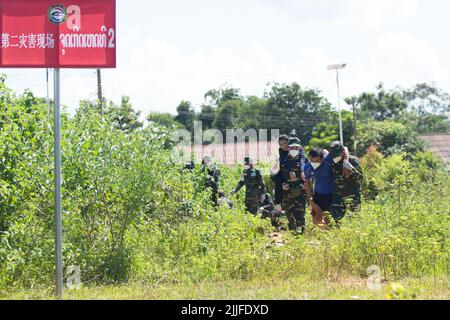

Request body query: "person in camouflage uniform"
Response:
[281, 138, 307, 235]
[230, 157, 267, 215]
[201, 155, 221, 208]
[271, 134, 290, 211]
[327, 141, 364, 223]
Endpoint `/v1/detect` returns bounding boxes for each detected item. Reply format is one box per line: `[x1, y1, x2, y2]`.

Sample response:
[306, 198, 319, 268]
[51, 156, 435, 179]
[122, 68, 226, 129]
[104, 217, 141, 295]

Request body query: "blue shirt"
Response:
[304, 156, 334, 195]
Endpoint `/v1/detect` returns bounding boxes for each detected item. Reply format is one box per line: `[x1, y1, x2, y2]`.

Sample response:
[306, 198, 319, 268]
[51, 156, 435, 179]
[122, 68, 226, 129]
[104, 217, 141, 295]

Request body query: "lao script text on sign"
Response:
[0, 0, 116, 68]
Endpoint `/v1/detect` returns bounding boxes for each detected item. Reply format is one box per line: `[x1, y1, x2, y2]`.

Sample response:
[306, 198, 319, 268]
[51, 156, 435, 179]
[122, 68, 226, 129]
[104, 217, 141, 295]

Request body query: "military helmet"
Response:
[185, 161, 195, 170]
[202, 155, 213, 166]
[244, 156, 255, 166]
[288, 137, 302, 148]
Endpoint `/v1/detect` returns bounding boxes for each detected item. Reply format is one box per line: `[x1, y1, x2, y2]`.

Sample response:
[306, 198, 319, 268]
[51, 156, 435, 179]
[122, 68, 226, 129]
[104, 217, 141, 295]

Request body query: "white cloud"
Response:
[369, 32, 445, 87]
[337, 0, 419, 28]
[98, 29, 339, 115]
[3, 0, 449, 117]
[257, 0, 419, 28]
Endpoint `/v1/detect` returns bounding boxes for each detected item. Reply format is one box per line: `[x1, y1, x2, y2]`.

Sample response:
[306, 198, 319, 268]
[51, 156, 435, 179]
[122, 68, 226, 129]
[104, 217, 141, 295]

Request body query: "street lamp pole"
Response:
[327, 63, 347, 144]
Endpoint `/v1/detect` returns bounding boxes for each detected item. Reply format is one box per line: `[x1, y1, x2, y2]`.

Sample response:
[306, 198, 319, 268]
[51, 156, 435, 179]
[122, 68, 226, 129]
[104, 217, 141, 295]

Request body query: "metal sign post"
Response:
[0, 0, 117, 299]
[54, 68, 63, 299]
[336, 70, 344, 144]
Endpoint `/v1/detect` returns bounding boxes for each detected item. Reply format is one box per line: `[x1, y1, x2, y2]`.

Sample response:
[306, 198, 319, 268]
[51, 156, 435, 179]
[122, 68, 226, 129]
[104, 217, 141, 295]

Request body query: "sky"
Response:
[2, 0, 450, 116]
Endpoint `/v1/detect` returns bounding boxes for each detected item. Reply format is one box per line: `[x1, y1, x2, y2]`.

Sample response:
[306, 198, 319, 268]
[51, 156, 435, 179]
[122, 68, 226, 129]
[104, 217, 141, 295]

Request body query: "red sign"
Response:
[0, 0, 116, 68]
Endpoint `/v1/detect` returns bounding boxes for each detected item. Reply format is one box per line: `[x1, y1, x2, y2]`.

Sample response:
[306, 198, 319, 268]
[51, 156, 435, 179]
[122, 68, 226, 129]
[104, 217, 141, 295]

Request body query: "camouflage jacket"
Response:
[331, 155, 363, 197]
[202, 165, 220, 193]
[235, 168, 267, 197]
[281, 155, 306, 197]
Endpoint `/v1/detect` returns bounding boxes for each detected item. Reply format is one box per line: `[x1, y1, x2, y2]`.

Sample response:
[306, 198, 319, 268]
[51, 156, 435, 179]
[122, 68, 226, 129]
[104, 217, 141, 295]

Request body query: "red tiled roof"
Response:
[177, 141, 279, 166]
[419, 134, 450, 164]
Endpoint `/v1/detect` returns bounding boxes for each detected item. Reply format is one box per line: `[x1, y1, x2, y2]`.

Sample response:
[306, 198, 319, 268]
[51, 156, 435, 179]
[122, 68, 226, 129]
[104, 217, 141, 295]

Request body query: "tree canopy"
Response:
[69, 80, 450, 157]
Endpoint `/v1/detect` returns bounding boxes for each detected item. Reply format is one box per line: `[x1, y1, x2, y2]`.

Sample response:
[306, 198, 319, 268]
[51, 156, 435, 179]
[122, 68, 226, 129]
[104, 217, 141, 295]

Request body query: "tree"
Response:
[147, 112, 182, 129]
[105, 96, 143, 132]
[197, 105, 216, 130]
[175, 100, 195, 132]
[401, 83, 450, 134]
[356, 120, 424, 156]
[76, 99, 99, 118]
[402, 83, 450, 116]
[234, 96, 266, 131]
[261, 83, 332, 144]
[346, 83, 408, 122]
[204, 87, 241, 106]
[308, 111, 354, 152]
[212, 99, 242, 132]
[195, 86, 243, 133]
[346, 83, 450, 135]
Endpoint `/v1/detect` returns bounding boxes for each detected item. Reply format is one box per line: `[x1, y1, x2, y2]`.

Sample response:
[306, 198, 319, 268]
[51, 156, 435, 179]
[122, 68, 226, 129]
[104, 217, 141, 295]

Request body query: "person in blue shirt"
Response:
[304, 147, 334, 227]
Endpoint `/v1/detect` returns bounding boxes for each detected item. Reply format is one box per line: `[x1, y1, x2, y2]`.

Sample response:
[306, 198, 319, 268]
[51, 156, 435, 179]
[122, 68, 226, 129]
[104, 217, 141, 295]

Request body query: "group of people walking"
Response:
[189, 134, 364, 235]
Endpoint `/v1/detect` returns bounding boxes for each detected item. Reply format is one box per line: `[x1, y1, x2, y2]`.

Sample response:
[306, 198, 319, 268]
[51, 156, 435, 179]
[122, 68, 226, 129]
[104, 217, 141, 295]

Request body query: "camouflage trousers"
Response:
[330, 192, 362, 222]
[245, 195, 261, 215]
[282, 193, 307, 230]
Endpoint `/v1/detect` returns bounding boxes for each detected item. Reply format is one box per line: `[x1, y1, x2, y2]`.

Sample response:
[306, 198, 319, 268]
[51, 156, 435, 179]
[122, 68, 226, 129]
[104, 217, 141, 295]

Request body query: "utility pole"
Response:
[97, 69, 103, 116]
[351, 99, 358, 156]
[327, 63, 347, 145]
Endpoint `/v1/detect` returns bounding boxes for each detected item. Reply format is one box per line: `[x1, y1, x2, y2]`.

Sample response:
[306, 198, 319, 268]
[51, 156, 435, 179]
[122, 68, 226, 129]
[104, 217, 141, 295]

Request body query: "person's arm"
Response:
[343, 157, 363, 183]
[304, 166, 314, 201]
[212, 168, 220, 193]
[300, 153, 307, 182]
[305, 178, 314, 203]
[257, 170, 268, 201]
[259, 171, 267, 195]
[350, 158, 364, 184]
[214, 168, 220, 183]
[231, 173, 245, 195]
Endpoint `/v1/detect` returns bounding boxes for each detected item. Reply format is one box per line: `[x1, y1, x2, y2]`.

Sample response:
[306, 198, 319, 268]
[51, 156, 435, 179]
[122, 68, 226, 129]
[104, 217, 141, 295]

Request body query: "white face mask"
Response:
[289, 150, 300, 158]
[333, 157, 343, 164]
[244, 165, 251, 170]
[311, 162, 322, 170]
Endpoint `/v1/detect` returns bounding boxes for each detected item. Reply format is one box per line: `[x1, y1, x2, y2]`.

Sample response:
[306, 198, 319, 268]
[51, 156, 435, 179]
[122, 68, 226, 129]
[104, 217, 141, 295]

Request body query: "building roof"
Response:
[419, 134, 450, 164]
[177, 141, 279, 166]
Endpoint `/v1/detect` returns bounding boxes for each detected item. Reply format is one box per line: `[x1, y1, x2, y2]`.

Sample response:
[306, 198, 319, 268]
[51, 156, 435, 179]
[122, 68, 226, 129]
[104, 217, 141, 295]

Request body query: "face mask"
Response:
[289, 150, 300, 158]
[244, 165, 251, 170]
[311, 162, 321, 170]
[333, 157, 342, 164]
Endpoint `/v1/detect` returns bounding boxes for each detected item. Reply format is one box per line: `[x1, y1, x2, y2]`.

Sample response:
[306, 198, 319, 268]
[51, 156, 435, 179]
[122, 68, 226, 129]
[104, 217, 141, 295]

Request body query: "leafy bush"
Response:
[0, 80, 448, 293]
[357, 120, 425, 156]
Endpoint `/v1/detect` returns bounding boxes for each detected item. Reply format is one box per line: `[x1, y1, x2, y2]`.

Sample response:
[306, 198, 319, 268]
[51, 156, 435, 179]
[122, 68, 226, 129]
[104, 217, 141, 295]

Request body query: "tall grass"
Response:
[0, 81, 448, 293]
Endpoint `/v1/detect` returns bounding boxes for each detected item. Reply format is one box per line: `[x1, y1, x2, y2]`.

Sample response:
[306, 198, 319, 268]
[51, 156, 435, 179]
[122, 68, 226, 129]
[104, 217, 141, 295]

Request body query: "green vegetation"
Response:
[0, 77, 449, 300]
[2, 277, 448, 300]
[149, 82, 450, 154]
